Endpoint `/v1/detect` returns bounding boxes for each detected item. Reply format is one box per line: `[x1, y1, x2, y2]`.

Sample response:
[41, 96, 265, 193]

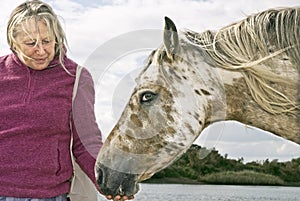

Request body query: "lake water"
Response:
[98, 184, 300, 201]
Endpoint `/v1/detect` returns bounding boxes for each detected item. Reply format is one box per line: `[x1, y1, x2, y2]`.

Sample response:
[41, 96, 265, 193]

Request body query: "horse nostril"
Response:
[96, 165, 104, 186]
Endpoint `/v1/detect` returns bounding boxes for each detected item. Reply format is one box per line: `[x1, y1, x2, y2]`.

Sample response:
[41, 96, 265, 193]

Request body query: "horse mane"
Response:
[184, 7, 299, 114]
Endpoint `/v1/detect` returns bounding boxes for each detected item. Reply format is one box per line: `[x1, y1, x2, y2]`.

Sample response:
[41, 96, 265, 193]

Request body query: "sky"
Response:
[0, 0, 299, 163]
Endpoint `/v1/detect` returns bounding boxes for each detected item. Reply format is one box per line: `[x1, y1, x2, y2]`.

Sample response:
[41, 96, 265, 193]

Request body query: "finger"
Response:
[122, 195, 134, 200]
[113, 195, 122, 201]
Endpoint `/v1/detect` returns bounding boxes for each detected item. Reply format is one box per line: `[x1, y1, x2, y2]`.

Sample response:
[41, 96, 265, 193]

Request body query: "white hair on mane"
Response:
[185, 7, 299, 114]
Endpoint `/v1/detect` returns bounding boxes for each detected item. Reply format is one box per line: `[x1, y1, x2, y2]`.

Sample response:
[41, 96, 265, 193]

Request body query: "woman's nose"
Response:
[35, 43, 46, 54]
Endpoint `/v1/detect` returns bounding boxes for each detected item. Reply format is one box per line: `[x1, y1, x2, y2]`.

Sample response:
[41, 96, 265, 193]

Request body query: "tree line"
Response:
[145, 145, 300, 186]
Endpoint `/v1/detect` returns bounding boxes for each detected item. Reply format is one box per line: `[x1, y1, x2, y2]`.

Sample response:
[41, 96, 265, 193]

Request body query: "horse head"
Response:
[95, 17, 225, 197]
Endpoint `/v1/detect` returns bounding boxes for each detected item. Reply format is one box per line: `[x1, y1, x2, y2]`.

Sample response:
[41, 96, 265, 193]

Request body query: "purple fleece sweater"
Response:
[0, 53, 103, 198]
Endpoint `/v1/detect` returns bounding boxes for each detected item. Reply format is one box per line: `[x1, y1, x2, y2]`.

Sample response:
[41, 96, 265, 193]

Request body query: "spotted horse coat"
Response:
[96, 7, 299, 198]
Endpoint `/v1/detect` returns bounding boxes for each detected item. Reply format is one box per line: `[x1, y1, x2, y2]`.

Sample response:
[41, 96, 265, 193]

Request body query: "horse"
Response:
[95, 7, 299, 198]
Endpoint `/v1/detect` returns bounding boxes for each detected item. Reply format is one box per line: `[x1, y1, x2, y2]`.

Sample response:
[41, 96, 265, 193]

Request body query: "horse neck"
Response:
[216, 68, 299, 144]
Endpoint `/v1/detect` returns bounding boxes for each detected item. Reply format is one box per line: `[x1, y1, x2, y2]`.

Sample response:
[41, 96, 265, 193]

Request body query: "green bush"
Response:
[199, 170, 284, 185]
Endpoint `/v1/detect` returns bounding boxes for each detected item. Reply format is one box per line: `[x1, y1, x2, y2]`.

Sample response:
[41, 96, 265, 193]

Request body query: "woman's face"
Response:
[15, 19, 55, 70]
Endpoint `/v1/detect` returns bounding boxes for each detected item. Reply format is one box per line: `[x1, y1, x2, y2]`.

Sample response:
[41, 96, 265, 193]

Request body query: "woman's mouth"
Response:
[34, 58, 48, 63]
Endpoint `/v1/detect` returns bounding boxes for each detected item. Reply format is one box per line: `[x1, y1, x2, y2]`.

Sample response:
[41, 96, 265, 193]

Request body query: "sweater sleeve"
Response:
[71, 67, 103, 185]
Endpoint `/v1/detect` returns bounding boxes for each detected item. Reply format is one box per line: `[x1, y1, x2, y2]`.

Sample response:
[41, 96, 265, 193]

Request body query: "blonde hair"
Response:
[7, 0, 70, 73]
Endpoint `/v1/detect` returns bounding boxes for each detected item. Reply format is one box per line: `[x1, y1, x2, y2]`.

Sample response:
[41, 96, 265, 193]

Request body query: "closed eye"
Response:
[139, 91, 157, 105]
[24, 39, 52, 47]
[25, 41, 36, 46]
[42, 39, 51, 45]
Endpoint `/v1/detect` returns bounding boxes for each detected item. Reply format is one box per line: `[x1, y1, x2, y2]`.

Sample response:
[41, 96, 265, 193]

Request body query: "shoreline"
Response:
[143, 177, 300, 187]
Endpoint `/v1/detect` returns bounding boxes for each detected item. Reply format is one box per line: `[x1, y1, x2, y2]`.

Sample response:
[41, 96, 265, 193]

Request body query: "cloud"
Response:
[199, 121, 286, 143]
[62, 0, 299, 63]
[1, 0, 299, 62]
[194, 121, 300, 162]
[214, 139, 300, 163]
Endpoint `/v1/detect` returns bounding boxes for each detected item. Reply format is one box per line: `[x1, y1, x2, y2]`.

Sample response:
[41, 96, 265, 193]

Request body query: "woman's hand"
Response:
[105, 194, 134, 201]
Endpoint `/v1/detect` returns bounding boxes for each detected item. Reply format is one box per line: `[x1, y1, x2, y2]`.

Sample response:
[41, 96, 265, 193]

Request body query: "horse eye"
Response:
[140, 92, 157, 104]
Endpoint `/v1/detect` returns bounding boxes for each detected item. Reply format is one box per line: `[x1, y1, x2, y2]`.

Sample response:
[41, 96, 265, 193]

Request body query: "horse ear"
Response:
[163, 16, 179, 60]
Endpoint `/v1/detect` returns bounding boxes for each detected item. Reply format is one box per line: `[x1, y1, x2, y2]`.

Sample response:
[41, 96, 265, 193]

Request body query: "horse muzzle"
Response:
[96, 163, 140, 197]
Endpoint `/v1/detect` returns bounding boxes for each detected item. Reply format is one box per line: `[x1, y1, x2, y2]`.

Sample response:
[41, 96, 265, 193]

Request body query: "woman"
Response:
[0, 1, 132, 201]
